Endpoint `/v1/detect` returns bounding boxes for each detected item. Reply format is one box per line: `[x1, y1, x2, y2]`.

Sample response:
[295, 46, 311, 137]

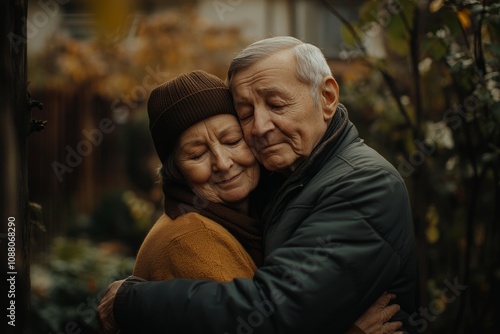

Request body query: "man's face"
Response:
[231, 49, 338, 173]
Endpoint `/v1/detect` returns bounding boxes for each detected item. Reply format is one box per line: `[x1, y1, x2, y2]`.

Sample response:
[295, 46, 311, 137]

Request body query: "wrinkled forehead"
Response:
[177, 114, 241, 143]
[229, 49, 297, 90]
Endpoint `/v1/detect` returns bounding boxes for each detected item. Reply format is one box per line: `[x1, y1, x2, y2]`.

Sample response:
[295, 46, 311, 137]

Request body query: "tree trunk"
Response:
[1, 1, 31, 333]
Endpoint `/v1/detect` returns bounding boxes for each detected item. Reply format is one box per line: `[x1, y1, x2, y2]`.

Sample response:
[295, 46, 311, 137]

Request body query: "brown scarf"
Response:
[162, 183, 264, 267]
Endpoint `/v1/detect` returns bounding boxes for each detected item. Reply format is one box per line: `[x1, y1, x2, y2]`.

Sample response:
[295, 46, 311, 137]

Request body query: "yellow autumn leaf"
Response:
[435, 294, 447, 312]
[86, 0, 134, 38]
[430, 0, 445, 13]
[426, 226, 440, 244]
[457, 10, 471, 29]
[426, 204, 439, 227]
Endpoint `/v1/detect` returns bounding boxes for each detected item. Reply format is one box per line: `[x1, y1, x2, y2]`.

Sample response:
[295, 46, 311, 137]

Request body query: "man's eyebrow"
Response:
[233, 87, 290, 106]
[256, 87, 289, 98]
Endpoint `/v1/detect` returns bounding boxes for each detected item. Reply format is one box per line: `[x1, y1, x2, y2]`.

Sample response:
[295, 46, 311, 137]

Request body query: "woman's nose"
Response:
[212, 149, 233, 172]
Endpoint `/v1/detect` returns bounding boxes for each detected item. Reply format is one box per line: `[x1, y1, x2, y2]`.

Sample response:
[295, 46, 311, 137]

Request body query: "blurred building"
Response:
[29, 0, 368, 59]
[197, 0, 366, 59]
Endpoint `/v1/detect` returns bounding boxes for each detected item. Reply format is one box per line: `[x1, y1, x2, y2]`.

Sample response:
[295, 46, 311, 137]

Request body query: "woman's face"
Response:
[175, 114, 260, 205]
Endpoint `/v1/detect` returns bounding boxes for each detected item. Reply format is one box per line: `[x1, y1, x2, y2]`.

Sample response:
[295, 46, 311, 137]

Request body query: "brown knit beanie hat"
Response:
[148, 70, 236, 163]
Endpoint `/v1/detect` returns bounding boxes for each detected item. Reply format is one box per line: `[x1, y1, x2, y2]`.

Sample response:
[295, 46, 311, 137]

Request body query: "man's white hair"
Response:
[227, 36, 332, 106]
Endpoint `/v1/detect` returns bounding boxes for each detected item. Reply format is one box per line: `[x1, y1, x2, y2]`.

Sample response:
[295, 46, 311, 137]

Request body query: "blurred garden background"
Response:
[4, 0, 500, 333]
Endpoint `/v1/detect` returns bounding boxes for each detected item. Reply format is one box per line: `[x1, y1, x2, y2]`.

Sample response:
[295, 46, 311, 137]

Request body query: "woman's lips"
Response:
[215, 172, 242, 186]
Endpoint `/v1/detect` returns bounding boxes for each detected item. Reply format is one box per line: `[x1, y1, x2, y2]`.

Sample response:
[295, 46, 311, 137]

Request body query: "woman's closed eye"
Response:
[188, 151, 207, 161]
[223, 137, 243, 146]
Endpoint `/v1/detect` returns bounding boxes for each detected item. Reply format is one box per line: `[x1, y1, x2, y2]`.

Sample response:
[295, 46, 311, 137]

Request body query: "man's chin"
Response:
[260, 156, 292, 174]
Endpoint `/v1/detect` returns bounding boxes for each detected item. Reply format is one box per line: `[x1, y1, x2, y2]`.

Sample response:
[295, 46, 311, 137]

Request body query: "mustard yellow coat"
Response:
[132, 212, 256, 282]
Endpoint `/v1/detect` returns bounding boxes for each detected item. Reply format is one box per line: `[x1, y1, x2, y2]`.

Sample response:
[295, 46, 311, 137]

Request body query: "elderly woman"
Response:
[133, 70, 263, 281]
[98, 71, 402, 334]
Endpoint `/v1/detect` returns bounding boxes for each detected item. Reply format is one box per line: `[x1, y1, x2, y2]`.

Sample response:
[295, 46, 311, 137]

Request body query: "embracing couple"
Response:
[97, 36, 418, 334]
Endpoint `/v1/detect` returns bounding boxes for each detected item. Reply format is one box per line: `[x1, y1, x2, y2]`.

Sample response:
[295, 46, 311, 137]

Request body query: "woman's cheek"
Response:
[238, 146, 257, 167]
[183, 161, 212, 185]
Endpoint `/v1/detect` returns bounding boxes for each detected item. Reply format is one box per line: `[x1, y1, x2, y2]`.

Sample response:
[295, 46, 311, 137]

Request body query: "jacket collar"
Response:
[286, 103, 352, 185]
[261, 104, 356, 227]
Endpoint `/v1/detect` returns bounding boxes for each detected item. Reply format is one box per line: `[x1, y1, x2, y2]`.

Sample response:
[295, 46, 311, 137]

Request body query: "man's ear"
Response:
[320, 76, 339, 122]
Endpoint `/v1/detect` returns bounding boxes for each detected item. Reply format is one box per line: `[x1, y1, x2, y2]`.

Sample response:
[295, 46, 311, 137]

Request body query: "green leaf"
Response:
[484, 42, 500, 56]
[422, 37, 448, 60]
[490, 3, 500, 16]
[386, 33, 409, 56]
[462, 0, 481, 6]
[341, 24, 358, 47]
[470, 4, 484, 16]
[359, 0, 383, 23]
[385, 12, 410, 56]
[439, 8, 464, 37]
[401, 0, 416, 23]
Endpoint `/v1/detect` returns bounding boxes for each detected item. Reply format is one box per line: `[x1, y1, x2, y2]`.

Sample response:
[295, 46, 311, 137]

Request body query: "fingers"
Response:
[381, 303, 401, 322]
[96, 281, 124, 334]
[353, 293, 402, 334]
[380, 294, 401, 334]
[375, 292, 397, 308]
[382, 320, 402, 334]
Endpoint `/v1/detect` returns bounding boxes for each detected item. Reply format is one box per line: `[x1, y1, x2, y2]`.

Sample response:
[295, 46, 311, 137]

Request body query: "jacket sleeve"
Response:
[114, 168, 413, 334]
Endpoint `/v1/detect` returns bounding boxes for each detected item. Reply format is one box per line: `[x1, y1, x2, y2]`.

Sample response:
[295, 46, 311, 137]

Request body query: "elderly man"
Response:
[98, 36, 417, 333]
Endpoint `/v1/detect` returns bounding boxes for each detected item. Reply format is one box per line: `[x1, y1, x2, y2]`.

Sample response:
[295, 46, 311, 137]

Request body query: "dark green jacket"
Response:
[114, 106, 417, 333]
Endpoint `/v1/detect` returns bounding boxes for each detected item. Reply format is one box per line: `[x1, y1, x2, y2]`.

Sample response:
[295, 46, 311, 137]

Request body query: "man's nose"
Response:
[252, 106, 275, 137]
